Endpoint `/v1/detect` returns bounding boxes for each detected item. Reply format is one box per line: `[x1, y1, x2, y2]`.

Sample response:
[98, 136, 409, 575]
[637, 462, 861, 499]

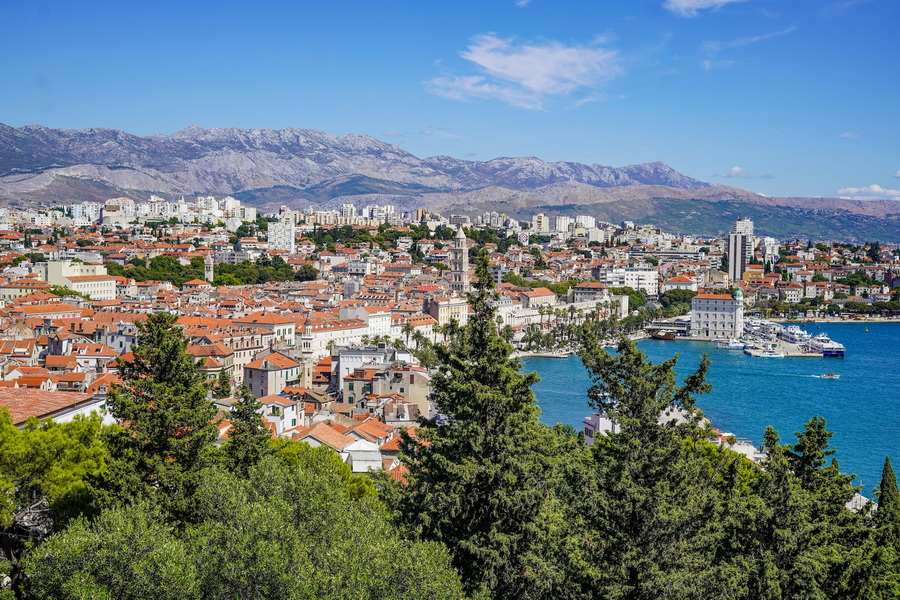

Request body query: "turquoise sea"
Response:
[522, 322, 900, 495]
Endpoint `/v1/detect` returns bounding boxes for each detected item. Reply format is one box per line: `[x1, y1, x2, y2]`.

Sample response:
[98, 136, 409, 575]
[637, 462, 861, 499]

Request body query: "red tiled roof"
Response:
[0, 389, 98, 425]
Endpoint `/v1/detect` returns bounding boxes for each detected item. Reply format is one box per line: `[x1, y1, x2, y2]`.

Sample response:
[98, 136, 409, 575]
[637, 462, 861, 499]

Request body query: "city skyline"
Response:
[1, 0, 897, 200]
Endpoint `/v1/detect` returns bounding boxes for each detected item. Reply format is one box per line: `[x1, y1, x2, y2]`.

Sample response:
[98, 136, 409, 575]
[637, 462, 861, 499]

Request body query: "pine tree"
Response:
[224, 385, 272, 475]
[876, 457, 900, 536]
[399, 251, 565, 600]
[97, 313, 218, 521]
[211, 368, 232, 400]
[577, 335, 735, 598]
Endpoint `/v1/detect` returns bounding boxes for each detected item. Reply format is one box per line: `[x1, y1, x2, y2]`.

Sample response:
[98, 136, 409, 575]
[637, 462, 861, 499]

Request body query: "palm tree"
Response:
[412, 329, 427, 351]
[401, 321, 415, 346]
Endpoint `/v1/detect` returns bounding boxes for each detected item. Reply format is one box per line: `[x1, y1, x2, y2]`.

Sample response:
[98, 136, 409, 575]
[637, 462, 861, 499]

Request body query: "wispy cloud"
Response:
[837, 184, 900, 200]
[716, 166, 773, 179]
[703, 26, 797, 54]
[837, 132, 859, 139]
[426, 34, 622, 110]
[382, 131, 404, 138]
[702, 60, 734, 71]
[893, 171, 900, 179]
[822, 0, 876, 16]
[515, 0, 534, 6]
[701, 26, 796, 70]
[664, 0, 749, 18]
[419, 129, 465, 139]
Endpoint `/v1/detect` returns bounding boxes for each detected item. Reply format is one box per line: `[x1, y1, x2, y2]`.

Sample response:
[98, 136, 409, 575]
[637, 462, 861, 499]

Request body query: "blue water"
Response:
[523, 322, 900, 495]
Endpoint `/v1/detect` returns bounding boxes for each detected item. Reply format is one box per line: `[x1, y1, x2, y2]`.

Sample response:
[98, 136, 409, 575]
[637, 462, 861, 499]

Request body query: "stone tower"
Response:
[449, 225, 469, 294]
[204, 253, 215, 283]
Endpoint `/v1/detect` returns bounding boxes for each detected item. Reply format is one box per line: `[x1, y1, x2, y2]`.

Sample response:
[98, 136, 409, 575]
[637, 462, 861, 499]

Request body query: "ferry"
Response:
[805, 332, 846, 357]
[780, 325, 811, 344]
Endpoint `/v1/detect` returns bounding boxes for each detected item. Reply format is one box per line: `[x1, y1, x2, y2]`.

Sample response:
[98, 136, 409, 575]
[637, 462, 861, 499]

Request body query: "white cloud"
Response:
[715, 166, 773, 179]
[720, 166, 750, 178]
[893, 171, 900, 179]
[515, 0, 534, 6]
[702, 59, 734, 71]
[426, 34, 621, 110]
[836, 184, 900, 200]
[664, 0, 749, 17]
[382, 131, 404, 138]
[838, 132, 859, 138]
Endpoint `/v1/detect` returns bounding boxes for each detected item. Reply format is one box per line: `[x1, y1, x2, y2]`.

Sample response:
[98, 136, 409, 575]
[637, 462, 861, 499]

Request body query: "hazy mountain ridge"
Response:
[0, 124, 709, 203]
[0, 124, 897, 240]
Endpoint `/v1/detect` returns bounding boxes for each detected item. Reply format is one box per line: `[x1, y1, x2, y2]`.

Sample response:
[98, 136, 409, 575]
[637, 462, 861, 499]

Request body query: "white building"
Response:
[591, 265, 659, 296]
[690, 290, 745, 339]
[35, 260, 117, 300]
[268, 220, 296, 254]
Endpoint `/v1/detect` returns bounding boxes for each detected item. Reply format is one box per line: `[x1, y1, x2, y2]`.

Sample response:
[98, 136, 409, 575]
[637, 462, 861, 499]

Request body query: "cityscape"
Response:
[2, 0, 899, 596]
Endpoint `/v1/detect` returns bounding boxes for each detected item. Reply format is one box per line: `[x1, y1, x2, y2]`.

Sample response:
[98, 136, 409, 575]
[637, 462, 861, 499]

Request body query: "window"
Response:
[349, 382, 354, 391]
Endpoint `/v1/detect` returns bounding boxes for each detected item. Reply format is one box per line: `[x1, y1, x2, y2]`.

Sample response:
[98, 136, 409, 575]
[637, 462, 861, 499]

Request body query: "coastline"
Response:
[766, 316, 900, 323]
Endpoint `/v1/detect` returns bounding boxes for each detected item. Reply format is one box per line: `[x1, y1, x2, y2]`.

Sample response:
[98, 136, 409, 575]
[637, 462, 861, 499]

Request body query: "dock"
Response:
[743, 339, 825, 358]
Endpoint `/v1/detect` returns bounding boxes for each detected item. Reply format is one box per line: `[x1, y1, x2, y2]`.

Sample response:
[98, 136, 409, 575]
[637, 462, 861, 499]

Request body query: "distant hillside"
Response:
[0, 124, 708, 204]
[0, 123, 898, 241]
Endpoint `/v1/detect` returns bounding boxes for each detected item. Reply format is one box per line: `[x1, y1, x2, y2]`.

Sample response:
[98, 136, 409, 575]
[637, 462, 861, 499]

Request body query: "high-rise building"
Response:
[532, 213, 550, 233]
[727, 218, 755, 282]
[268, 220, 296, 254]
[449, 225, 469, 294]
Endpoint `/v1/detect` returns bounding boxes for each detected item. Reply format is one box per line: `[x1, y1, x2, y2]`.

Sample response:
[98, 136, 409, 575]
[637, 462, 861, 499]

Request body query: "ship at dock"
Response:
[804, 332, 846, 357]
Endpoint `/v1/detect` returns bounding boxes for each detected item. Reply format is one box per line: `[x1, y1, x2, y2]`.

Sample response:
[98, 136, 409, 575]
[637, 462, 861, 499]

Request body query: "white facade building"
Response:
[591, 265, 659, 296]
[268, 220, 296, 254]
[690, 290, 745, 339]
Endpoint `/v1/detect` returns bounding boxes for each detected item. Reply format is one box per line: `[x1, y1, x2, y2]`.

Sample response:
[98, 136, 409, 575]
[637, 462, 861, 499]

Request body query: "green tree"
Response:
[223, 385, 272, 476]
[27, 457, 465, 600]
[399, 252, 566, 599]
[659, 288, 698, 308]
[211, 369, 232, 400]
[0, 410, 107, 595]
[24, 503, 199, 600]
[294, 263, 319, 282]
[95, 313, 219, 522]
[576, 335, 735, 599]
[876, 457, 900, 536]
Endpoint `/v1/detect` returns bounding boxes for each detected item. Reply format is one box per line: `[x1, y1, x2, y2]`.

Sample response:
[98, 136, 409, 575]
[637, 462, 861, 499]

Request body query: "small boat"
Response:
[651, 330, 676, 341]
[716, 338, 746, 350]
[821, 372, 840, 380]
[759, 350, 785, 358]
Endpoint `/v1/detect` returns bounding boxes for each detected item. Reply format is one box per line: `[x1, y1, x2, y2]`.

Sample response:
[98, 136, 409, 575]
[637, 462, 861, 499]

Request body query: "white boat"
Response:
[780, 325, 811, 344]
[820, 372, 840, 379]
[716, 338, 746, 350]
[806, 333, 846, 357]
[759, 350, 785, 358]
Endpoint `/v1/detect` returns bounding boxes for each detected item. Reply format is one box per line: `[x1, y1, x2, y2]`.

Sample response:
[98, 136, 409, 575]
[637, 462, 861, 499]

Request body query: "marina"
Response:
[524, 322, 900, 495]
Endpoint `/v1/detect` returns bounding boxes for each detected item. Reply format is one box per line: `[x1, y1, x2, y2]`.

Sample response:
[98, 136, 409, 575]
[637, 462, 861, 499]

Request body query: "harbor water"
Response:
[522, 322, 900, 495]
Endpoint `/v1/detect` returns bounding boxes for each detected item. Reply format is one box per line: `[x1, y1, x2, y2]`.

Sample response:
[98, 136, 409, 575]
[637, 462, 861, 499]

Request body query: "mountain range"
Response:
[1, 124, 897, 240]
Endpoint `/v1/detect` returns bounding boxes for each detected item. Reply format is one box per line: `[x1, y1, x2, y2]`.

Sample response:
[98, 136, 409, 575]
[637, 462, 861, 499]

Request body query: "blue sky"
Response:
[1, 0, 897, 199]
